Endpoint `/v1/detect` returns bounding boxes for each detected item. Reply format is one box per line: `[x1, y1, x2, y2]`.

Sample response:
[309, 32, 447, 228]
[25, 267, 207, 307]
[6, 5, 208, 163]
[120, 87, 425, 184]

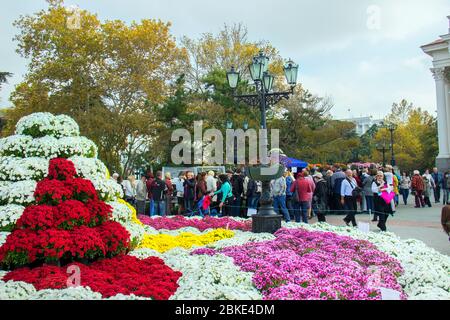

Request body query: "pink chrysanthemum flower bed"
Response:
[192, 228, 406, 300]
[138, 215, 252, 231]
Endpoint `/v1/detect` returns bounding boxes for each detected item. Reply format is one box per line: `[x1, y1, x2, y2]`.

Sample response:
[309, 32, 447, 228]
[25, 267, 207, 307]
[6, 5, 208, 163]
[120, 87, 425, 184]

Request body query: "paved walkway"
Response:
[309, 197, 450, 256]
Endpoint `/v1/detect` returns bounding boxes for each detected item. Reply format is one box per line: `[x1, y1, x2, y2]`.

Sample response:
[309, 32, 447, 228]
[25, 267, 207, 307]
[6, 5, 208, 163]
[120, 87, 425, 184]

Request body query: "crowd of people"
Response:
[109, 164, 450, 233]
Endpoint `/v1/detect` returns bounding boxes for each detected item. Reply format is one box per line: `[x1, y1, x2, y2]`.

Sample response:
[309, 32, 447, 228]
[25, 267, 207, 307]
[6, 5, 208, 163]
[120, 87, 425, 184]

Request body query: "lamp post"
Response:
[379, 122, 398, 167]
[226, 51, 298, 233]
[376, 142, 388, 167]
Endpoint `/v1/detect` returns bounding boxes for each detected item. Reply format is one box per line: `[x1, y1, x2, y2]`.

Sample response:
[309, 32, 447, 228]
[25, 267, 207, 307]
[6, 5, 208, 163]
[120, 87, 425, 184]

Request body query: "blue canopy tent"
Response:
[279, 156, 308, 169]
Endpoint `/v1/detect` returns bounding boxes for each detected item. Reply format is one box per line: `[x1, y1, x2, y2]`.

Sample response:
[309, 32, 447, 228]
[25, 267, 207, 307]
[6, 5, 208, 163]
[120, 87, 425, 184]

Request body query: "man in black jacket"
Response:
[230, 169, 244, 217]
[183, 171, 196, 215]
[313, 172, 328, 222]
[150, 171, 167, 216]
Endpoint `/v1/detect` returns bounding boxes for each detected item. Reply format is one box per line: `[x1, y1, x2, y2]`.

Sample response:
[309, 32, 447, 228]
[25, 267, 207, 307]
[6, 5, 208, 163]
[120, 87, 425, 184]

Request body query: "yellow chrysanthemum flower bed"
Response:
[137, 228, 235, 253]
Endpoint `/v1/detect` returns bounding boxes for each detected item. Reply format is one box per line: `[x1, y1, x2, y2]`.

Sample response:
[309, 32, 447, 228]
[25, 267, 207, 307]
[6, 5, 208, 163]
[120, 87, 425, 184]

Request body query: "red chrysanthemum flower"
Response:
[47, 158, 77, 181]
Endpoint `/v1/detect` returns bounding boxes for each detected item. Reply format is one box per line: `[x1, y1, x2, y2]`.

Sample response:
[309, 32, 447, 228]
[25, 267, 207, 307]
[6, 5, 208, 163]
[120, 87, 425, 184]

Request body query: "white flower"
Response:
[0, 281, 37, 300]
[91, 178, 124, 201]
[0, 135, 32, 157]
[0, 204, 25, 231]
[0, 232, 10, 246]
[58, 136, 98, 158]
[15, 112, 79, 139]
[0, 180, 36, 205]
[25, 136, 60, 158]
[70, 156, 107, 180]
[28, 286, 102, 300]
[0, 157, 48, 182]
[108, 201, 133, 223]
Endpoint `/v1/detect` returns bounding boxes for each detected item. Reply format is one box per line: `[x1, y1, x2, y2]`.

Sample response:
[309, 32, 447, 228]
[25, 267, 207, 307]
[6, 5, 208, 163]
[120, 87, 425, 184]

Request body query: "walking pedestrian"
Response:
[173, 172, 185, 215]
[271, 175, 291, 222]
[399, 172, 411, 205]
[341, 169, 358, 227]
[183, 171, 196, 215]
[135, 175, 147, 215]
[212, 174, 234, 217]
[372, 171, 392, 231]
[312, 172, 328, 222]
[423, 174, 433, 208]
[149, 171, 167, 216]
[230, 169, 244, 217]
[432, 167, 443, 204]
[411, 170, 425, 208]
[362, 169, 375, 214]
[290, 171, 313, 223]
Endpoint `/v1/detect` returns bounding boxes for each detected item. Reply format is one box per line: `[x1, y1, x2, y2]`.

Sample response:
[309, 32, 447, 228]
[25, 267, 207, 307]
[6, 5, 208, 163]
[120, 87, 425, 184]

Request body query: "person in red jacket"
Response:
[290, 171, 314, 223]
[411, 170, 425, 208]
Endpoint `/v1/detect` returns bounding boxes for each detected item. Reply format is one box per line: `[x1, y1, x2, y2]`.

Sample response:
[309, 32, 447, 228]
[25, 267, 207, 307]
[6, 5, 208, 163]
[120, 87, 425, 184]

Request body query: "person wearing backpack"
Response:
[341, 169, 359, 227]
[331, 167, 346, 214]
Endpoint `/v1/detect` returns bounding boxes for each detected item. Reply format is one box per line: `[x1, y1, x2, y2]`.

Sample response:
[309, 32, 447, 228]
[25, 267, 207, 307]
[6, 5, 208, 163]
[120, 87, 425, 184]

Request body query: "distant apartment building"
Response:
[340, 116, 383, 136]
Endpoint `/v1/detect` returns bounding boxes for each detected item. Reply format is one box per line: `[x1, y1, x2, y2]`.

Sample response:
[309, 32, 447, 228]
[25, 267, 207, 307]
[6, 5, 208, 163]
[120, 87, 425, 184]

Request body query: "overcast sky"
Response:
[1, 0, 449, 119]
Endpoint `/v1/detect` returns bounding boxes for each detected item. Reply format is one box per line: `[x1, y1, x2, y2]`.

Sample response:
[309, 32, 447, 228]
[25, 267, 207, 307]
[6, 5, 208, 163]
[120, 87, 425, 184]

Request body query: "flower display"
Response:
[137, 229, 235, 253]
[289, 222, 450, 300]
[4, 255, 182, 299]
[1, 113, 449, 301]
[0, 205, 24, 232]
[138, 215, 252, 232]
[209, 228, 405, 300]
[0, 158, 130, 268]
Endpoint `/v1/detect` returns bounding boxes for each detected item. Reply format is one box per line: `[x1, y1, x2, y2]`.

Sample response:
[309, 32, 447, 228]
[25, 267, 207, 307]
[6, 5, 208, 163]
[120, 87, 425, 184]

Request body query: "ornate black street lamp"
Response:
[226, 51, 299, 233]
[379, 122, 398, 167]
[376, 142, 388, 167]
[226, 51, 298, 130]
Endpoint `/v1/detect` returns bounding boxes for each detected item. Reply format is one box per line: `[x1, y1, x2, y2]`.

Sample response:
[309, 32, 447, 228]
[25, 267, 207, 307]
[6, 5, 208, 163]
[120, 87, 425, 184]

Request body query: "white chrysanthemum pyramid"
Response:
[0, 112, 145, 245]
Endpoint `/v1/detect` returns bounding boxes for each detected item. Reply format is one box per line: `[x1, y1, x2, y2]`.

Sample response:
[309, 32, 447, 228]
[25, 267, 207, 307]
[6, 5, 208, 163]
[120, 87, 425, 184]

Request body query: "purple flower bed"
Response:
[193, 228, 406, 300]
[138, 215, 252, 231]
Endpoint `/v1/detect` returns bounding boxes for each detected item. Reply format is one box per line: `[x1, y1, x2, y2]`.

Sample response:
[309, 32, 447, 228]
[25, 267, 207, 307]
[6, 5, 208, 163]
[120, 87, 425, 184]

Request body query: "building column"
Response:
[431, 67, 450, 171]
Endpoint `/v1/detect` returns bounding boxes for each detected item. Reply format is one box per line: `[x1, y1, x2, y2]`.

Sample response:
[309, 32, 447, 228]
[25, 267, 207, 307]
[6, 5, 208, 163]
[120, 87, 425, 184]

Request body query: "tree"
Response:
[370, 100, 438, 172]
[181, 23, 284, 93]
[3, 0, 187, 174]
[0, 72, 13, 91]
[272, 89, 360, 164]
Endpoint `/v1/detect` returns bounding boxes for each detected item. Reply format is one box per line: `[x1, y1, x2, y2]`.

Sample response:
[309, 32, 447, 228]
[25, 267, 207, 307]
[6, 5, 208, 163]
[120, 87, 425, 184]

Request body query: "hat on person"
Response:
[313, 172, 323, 179]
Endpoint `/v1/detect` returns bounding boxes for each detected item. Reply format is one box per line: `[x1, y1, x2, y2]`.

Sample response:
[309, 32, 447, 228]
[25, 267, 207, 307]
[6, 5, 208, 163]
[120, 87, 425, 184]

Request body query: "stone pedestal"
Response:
[252, 214, 282, 234]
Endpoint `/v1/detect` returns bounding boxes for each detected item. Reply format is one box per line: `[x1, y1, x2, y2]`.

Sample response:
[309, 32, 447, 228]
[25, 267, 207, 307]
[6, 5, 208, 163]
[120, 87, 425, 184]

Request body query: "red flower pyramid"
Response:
[0, 158, 130, 267]
[0, 158, 182, 299]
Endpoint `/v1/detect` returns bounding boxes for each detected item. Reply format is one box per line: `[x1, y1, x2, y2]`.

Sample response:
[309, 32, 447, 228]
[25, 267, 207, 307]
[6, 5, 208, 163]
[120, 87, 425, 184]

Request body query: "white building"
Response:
[339, 116, 383, 136]
[421, 16, 450, 172]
